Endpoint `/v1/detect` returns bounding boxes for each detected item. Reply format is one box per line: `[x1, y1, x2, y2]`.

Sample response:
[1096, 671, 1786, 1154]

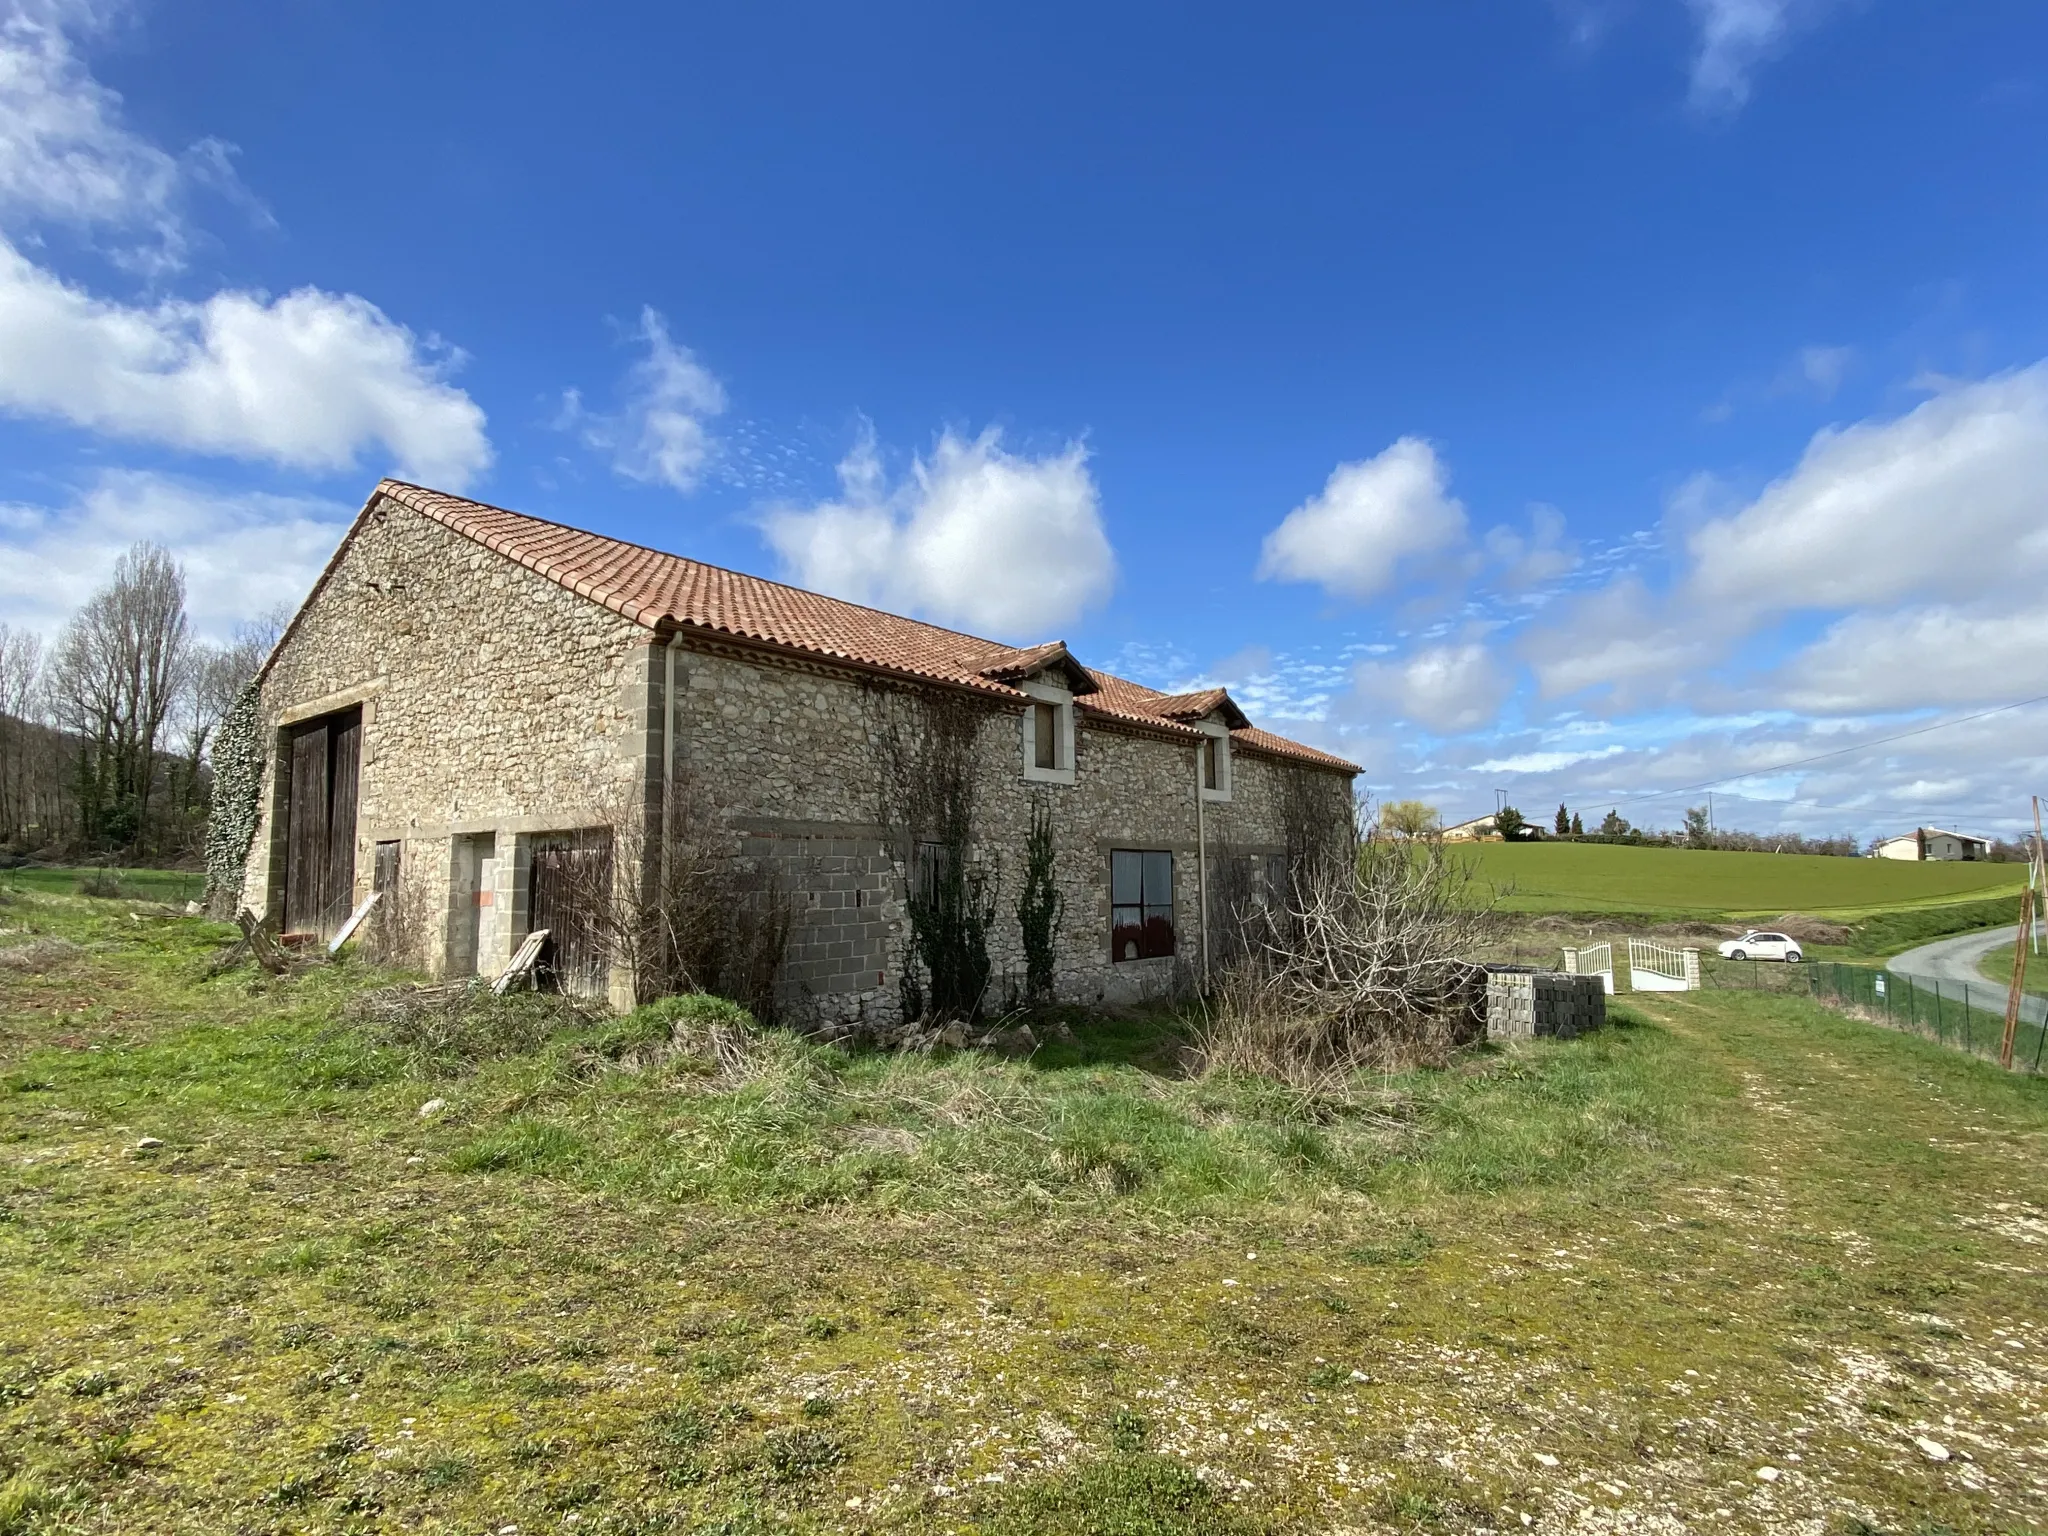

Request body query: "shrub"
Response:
[1201, 838, 1497, 1088]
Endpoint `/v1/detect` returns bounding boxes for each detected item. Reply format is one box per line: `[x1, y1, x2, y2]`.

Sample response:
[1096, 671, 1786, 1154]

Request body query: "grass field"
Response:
[1463, 841, 2027, 918]
[1978, 939, 2048, 1000]
[0, 865, 202, 905]
[3, 888, 2046, 1534]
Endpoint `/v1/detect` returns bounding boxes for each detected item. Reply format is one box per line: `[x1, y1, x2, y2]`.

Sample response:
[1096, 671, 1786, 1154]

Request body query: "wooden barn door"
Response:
[528, 831, 612, 999]
[282, 707, 362, 937]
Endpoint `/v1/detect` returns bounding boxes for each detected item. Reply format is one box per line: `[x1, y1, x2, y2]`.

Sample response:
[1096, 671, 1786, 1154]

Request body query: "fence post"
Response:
[1964, 986, 1973, 1053]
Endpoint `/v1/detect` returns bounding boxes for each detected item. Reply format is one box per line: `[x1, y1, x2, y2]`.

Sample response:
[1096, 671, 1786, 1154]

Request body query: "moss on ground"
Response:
[2, 882, 2045, 1534]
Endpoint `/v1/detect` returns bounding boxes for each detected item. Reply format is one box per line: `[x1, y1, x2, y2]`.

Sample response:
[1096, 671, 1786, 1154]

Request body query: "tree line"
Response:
[1375, 797, 1864, 855]
[0, 544, 282, 864]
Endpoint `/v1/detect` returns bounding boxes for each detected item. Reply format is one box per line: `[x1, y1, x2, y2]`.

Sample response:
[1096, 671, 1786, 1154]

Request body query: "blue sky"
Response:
[3, 0, 2046, 840]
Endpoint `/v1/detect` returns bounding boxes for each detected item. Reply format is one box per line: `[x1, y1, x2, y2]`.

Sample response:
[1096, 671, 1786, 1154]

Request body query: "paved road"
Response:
[1887, 922, 2047, 1026]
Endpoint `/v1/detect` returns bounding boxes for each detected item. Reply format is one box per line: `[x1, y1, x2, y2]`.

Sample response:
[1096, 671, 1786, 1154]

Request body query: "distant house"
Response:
[1442, 813, 1499, 843]
[1871, 827, 1992, 862]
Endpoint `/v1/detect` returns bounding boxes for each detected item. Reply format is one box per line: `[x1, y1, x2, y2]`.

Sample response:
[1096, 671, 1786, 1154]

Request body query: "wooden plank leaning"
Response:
[327, 891, 381, 954]
[492, 929, 550, 996]
[236, 909, 293, 975]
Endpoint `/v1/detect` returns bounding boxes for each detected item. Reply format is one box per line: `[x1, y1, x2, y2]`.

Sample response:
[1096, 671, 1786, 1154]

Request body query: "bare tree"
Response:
[46, 544, 191, 854]
[167, 618, 277, 845]
[0, 624, 62, 848]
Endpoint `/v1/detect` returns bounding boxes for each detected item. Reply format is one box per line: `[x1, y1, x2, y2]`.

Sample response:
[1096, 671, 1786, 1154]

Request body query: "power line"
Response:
[1560, 692, 2048, 815]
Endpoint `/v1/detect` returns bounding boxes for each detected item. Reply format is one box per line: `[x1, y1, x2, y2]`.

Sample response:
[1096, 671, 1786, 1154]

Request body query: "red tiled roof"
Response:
[338, 481, 1359, 773]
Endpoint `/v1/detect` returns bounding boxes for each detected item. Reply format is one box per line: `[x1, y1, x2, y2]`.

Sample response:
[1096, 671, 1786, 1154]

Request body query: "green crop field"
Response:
[1460, 840, 2026, 917]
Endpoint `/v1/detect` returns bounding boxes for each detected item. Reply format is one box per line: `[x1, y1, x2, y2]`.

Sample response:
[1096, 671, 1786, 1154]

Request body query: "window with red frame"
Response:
[1110, 849, 1175, 961]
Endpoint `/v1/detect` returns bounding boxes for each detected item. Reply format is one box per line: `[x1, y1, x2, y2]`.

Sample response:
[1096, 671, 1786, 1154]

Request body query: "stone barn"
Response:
[222, 480, 1359, 1023]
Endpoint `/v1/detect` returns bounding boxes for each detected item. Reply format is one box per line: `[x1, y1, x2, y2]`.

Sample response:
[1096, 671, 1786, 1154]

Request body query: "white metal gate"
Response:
[1563, 943, 1616, 994]
[1626, 938, 1700, 992]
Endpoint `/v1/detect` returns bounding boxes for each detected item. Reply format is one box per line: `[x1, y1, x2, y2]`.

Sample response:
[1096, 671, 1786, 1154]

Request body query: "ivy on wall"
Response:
[202, 682, 265, 917]
[865, 682, 999, 1023]
[1015, 792, 1063, 1005]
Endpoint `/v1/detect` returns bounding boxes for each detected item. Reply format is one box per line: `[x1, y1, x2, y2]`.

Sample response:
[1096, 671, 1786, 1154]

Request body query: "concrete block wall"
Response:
[1487, 968, 1607, 1041]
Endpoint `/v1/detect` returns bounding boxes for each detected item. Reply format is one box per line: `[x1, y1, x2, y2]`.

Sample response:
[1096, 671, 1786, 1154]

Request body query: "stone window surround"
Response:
[1018, 677, 1076, 786]
[1195, 718, 1232, 803]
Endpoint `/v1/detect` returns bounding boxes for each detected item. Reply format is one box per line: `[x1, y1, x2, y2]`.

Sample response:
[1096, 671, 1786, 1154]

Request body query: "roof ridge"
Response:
[378, 479, 1048, 661]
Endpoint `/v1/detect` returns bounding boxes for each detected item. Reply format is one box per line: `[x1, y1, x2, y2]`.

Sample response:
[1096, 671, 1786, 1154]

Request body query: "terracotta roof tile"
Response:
[371, 480, 1359, 774]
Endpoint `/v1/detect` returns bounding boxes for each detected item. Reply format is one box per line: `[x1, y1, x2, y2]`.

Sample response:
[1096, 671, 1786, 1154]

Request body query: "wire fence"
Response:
[1801, 961, 2047, 1076]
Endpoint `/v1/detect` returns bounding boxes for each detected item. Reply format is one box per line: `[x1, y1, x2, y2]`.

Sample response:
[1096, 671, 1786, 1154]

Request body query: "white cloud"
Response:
[0, 468, 349, 639]
[1350, 640, 1510, 734]
[1484, 502, 1579, 588]
[1687, 0, 1819, 111]
[0, 0, 255, 271]
[1775, 605, 2048, 715]
[1520, 575, 1714, 702]
[1257, 436, 1467, 601]
[1471, 744, 1626, 775]
[1523, 361, 2048, 706]
[565, 307, 726, 493]
[760, 422, 1115, 640]
[0, 3, 490, 485]
[0, 236, 492, 486]
[1792, 343, 1853, 399]
[1687, 362, 2048, 614]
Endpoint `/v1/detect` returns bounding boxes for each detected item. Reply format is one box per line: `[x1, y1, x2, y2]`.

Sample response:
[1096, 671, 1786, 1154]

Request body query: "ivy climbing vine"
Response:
[1015, 792, 1063, 1005]
[202, 682, 265, 917]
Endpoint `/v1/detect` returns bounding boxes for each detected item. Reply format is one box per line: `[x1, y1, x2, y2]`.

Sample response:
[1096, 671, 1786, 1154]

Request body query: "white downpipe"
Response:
[660, 635, 682, 892]
[1195, 739, 1209, 984]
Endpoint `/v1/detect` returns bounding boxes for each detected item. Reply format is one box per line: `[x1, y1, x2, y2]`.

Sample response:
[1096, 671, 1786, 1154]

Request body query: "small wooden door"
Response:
[282, 707, 362, 937]
[528, 831, 612, 998]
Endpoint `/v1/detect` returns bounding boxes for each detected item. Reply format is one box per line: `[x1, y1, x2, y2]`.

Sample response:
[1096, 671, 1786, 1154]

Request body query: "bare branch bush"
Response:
[537, 774, 797, 1019]
[1200, 835, 1500, 1089]
[361, 864, 437, 972]
[863, 682, 999, 1024]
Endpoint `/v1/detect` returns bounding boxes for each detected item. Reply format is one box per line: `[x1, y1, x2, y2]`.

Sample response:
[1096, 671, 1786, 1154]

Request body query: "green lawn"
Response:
[3, 889, 2046, 1534]
[1464, 840, 2026, 917]
[1978, 939, 2048, 999]
[0, 865, 203, 905]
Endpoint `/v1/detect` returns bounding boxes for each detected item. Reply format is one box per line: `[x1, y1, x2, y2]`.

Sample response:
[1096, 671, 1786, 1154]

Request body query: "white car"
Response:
[1718, 931, 1804, 962]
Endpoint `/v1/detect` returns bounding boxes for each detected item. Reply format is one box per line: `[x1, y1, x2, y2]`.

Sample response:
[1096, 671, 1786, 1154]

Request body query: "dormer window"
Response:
[1020, 681, 1076, 785]
[1197, 721, 1232, 801]
[1033, 702, 1060, 770]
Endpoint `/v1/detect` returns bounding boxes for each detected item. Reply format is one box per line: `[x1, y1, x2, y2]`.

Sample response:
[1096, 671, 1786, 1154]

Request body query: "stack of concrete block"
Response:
[1533, 971, 1606, 1039]
[1485, 966, 1606, 1041]
[1486, 967, 1538, 1040]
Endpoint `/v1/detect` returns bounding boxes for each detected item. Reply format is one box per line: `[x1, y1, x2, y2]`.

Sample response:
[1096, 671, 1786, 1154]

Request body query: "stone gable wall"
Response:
[243, 495, 656, 986]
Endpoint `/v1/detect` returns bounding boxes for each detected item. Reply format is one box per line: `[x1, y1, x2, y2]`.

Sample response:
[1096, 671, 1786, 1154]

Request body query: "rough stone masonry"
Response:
[235, 482, 1358, 1023]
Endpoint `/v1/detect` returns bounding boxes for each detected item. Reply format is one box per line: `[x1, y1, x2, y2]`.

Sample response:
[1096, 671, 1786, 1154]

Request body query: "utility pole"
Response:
[1707, 792, 1714, 833]
[2001, 793, 2043, 1069]
[2032, 794, 2044, 957]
